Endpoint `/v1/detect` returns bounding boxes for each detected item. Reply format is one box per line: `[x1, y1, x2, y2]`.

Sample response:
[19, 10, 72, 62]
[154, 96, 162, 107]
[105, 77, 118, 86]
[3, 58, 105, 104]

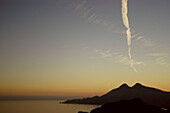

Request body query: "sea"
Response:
[0, 100, 99, 113]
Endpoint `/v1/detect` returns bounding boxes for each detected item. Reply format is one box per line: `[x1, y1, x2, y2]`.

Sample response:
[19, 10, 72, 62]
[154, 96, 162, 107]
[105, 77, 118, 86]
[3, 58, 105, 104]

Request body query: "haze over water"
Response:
[0, 100, 98, 113]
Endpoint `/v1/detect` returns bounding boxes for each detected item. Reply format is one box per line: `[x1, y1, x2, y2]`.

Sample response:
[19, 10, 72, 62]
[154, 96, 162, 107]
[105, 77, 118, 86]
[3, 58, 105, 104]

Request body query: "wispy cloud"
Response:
[147, 53, 164, 56]
[131, 30, 169, 66]
[94, 49, 116, 58]
[115, 54, 143, 66]
[147, 53, 169, 66]
[88, 14, 97, 22]
[74, 0, 87, 11]
[83, 7, 94, 18]
[121, 0, 137, 72]
[141, 38, 155, 47]
[132, 33, 141, 39]
[69, 0, 116, 33]
[131, 32, 144, 40]
[93, 50, 143, 69]
[131, 31, 155, 47]
[137, 36, 144, 40]
[113, 29, 126, 34]
[155, 57, 169, 65]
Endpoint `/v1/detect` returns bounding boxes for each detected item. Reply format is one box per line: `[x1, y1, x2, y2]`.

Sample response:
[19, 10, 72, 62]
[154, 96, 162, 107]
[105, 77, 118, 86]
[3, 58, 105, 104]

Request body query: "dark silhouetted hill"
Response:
[78, 111, 88, 113]
[63, 83, 170, 109]
[90, 98, 170, 113]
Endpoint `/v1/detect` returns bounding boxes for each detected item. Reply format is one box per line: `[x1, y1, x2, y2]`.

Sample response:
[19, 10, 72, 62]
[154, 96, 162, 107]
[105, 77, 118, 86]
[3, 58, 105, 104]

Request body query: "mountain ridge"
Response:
[63, 83, 170, 109]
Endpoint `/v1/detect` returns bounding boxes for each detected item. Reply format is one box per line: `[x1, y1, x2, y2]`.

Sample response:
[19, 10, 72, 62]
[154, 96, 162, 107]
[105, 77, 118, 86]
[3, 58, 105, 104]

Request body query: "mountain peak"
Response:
[132, 83, 143, 87]
[119, 83, 130, 88]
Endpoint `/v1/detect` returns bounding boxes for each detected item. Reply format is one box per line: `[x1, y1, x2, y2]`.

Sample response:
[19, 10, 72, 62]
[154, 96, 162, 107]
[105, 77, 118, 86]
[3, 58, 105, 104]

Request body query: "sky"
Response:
[0, 0, 170, 97]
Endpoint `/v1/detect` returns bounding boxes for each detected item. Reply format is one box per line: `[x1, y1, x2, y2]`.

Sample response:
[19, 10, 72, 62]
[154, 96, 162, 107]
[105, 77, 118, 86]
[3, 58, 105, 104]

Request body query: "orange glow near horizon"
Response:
[1, 82, 170, 97]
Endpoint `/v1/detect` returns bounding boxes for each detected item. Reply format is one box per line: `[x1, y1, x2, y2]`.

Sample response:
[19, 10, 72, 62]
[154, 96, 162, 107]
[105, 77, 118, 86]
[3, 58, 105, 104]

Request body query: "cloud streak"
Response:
[116, 54, 143, 66]
[70, 0, 116, 33]
[74, 0, 87, 11]
[93, 49, 143, 68]
[94, 49, 116, 58]
[121, 0, 137, 72]
[148, 53, 169, 66]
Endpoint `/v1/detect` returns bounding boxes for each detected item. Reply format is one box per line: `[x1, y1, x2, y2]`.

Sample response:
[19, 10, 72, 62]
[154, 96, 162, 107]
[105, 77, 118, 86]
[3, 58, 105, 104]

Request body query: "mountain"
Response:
[63, 83, 170, 109]
[90, 98, 170, 113]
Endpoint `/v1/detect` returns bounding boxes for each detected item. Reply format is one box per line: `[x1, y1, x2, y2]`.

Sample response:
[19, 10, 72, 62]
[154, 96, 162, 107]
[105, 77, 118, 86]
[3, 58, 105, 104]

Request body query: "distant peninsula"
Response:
[63, 83, 170, 109]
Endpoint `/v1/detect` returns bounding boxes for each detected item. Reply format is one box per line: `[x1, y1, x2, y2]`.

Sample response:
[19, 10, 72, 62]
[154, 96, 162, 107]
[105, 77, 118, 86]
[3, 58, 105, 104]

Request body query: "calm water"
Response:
[0, 100, 98, 113]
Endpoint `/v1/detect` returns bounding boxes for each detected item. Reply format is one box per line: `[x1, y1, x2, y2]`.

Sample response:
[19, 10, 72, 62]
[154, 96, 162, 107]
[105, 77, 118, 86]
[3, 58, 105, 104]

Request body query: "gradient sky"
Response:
[0, 0, 170, 97]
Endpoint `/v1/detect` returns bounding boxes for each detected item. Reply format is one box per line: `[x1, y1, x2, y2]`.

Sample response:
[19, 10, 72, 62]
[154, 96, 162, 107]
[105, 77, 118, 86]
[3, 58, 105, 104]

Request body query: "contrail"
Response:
[121, 0, 137, 72]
